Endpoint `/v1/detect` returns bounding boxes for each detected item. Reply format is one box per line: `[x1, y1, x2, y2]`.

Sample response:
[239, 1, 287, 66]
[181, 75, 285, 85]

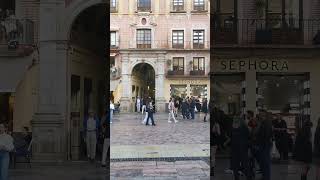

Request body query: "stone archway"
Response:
[120, 53, 167, 113]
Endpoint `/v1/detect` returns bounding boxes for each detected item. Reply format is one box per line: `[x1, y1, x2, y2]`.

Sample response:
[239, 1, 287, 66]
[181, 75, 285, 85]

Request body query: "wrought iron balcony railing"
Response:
[212, 18, 320, 46]
[0, 18, 34, 46]
[167, 70, 184, 76]
[111, 40, 210, 50]
[190, 70, 205, 76]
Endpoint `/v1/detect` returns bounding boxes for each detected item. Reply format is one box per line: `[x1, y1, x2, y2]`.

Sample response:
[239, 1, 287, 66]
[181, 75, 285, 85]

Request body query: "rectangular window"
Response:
[190, 85, 207, 100]
[193, 30, 204, 48]
[137, 0, 151, 12]
[193, 0, 205, 11]
[136, 29, 151, 48]
[172, 0, 184, 12]
[110, 0, 117, 12]
[193, 57, 205, 71]
[110, 31, 117, 47]
[172, 30, 184, 48]
[172, 57, 184, 71]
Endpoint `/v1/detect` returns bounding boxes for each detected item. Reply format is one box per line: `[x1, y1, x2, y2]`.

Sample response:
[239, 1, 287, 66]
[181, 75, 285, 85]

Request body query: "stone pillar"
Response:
[31, 1, 66, 162]
[245, 71, 257, 112]
[120, 54, 132, 112]
[155, 55, 166, 112]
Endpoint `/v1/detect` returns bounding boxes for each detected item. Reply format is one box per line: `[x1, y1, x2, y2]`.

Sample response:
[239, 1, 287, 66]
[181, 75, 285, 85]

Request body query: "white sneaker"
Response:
[224, 168, 233, 174]
[174, 120, 178, 123]
[168, 121, 172, 123]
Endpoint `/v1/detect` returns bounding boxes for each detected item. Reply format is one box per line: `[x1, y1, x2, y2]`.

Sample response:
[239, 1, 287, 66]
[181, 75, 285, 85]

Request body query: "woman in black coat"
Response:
[294, 118, 313, 180]
[202, 98, 208, 122]
[314, 118, 320, 180]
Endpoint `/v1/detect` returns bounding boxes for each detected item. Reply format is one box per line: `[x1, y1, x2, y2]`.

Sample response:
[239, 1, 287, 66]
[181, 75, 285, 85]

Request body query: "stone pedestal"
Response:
[156, 97, 166, 112]
[31, 113, 65, 162]
[120, 97, 132, 112]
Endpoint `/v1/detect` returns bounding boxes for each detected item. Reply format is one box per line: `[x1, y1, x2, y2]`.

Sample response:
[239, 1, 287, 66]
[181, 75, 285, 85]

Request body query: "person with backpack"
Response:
[168, 98, 178, 123]
[146, 102, 156, 126]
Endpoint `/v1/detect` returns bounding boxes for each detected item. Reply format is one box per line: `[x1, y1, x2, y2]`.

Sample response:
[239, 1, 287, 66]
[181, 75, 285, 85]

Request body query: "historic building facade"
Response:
[110, 0, 211, 112]
[0, 0, 107, 161]
[212, 0, 320, 132]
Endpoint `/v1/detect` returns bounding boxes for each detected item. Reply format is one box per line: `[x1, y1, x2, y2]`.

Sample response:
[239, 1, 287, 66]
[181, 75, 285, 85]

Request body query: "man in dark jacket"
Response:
[256, 110, 273, 180]
[189, 97, 196, 120]
[181, 98, 189, 119]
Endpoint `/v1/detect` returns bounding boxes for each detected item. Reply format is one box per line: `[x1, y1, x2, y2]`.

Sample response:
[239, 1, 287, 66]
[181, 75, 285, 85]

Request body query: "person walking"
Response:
[101, 122, 109, 167]
[230, 115, 252, 180]
[189, 97, 196, 120]
[136, 96, 141, 113]
[202, 98, 208, 122]
[84, 110, 100, 162]
[142, 97, 147, 115]
[174, 99, 179, 118]
[294, 117, 313, 180]
[273, 114, 289, 161]
[256, 110, 273, 180]
[181, 98, 189, 119]
[0, 123, 14, 180]
[211, 120, 221, 177]
[168, 98, 178, 123]
[314, 118, 320, 180]
[146, 102, 156, 126]
[110, 101, 115, 124]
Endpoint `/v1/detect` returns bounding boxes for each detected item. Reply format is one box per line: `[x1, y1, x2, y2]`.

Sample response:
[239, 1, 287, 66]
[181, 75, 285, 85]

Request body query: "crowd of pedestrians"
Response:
[211, 107, 320, 180]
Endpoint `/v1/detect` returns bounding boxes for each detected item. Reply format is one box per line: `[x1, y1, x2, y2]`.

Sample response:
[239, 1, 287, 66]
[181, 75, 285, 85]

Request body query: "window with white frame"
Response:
[193, 57, 205, 71]
[137, 0, 151, 12]
[110, 31, 117, 47]
[136, 29, 151, 48]
[193, 30, 204, 48]
[172, 0, 184, 11]
[193, 0, 205, 11]
[172, 30, 184, 48]
[110, 0, 117, 12]
[173, 57, 184, 71]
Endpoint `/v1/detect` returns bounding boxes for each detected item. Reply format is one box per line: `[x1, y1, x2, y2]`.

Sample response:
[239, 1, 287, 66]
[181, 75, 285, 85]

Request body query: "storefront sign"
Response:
[178, 80, 205, 85]
[219, 60, 289, 71]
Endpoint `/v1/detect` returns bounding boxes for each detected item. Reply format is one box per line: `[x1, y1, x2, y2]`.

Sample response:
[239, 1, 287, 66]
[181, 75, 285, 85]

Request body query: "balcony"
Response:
[0, 18, 34, 46]
[117, 40, 210, 50]
[212, 18, 320, 46]
[167, 70, 184, 76]
[190, 70, 205, 76]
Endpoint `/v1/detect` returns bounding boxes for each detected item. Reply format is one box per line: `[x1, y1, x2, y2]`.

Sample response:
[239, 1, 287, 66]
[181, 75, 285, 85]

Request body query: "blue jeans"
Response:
[259, 147, 271, 180]
[190, 109, 195, 119]
[0, 151, 10, 180]
[110, 110, 113, 123]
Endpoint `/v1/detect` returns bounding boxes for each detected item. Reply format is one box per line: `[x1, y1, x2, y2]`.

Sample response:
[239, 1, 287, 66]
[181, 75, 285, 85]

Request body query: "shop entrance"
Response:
[212, 73, 246, 116]
[257, 73, 310, 134]
[131, 63, 155, 112]
[0, 93, 14, 131]
[68, 4, 107, 160]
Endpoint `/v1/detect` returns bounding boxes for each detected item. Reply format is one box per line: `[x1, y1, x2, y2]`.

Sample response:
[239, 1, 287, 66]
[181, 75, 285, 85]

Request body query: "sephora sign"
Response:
[218, 59, 289, 71]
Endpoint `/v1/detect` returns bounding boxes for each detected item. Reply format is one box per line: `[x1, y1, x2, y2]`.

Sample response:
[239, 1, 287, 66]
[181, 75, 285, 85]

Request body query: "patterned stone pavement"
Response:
[111, 112, 210, 146]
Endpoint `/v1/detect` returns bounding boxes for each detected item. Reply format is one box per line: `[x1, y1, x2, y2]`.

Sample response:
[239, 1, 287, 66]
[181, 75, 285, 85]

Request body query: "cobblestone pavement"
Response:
[111, 112, 210, 146]
[110, 160, 210, 180]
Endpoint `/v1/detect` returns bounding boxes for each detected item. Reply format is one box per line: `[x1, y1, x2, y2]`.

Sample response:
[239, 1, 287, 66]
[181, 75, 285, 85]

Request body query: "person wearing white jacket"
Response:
[0, 123, 14, 180]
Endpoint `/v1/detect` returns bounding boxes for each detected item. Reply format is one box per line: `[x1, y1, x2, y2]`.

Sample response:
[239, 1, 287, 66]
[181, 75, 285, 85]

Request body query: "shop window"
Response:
[190, 85, 207, 100]
[172, 0, 184, 12]
[193, 57, 205, 71]
[136, 29, 151, 48]
[193, 0, 205, 11]
[172, 57, 184, 71]
[137, 0, 151, 12]
[170, 85, 187, 98]
[172, 30, 184, 48]
[193, 30, 205, 48]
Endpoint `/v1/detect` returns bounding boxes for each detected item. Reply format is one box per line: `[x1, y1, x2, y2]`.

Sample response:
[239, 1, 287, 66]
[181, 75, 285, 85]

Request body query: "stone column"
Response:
[31, 1, 66, 162]
[120, 53, 132, 112]
[245, 71, 257, 112]
[155, 55, 166, 112]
